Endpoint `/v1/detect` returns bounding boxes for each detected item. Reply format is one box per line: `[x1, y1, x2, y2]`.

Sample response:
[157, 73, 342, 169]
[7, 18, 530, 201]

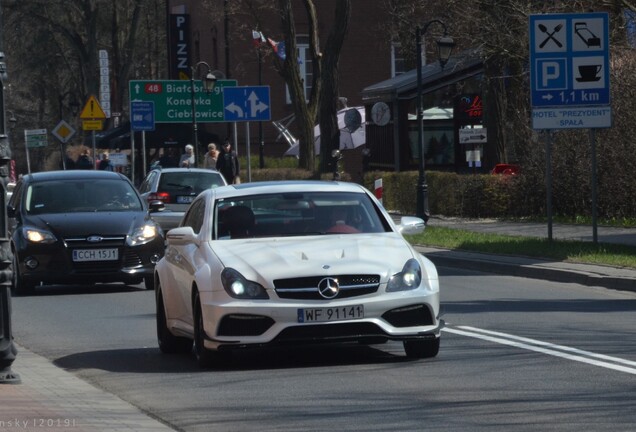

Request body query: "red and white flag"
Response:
[252, 30, 266, 46]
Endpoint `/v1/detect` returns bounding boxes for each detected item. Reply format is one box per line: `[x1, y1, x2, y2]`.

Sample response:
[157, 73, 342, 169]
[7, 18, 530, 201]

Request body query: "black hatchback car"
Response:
[7, 170, 165, 295]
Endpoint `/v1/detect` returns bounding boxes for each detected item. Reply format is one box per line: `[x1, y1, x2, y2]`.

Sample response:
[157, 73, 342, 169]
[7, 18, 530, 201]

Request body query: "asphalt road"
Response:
[10, 266, 636, 432]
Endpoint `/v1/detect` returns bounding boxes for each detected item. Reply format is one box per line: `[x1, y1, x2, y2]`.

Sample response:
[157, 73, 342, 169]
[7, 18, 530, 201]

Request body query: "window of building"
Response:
[392, 43, 406, 77]
[286, 36, 312, 103]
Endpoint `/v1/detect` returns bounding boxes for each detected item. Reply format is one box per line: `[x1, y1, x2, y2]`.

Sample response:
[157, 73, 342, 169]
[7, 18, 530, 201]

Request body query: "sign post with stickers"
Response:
[529, 12, 610, 243]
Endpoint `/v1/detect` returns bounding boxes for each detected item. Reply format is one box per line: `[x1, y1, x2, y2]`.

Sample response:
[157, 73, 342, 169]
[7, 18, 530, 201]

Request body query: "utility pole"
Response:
[0, 2, 20, 384]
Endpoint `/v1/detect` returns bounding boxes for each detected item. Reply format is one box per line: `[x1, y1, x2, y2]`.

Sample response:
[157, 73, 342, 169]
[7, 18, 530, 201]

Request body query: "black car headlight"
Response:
[127, 223, 159, 246]
[22, 227, 56, 244]
[387, 258, 422, 292]
[221, 268, 269, 299]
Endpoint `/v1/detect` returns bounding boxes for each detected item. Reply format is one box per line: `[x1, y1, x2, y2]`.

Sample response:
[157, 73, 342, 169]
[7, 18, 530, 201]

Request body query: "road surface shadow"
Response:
[54, 342, 420, 374]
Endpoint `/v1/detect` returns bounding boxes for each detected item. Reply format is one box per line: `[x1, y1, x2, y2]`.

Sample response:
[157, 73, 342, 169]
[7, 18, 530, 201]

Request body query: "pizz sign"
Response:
[169, 14, 192, 80]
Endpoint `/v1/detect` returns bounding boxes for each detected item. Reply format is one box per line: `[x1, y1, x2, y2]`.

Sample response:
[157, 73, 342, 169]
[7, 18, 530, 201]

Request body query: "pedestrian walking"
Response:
[216, 139, 240, 184]
[75, 147, 94, 170]
[98, 152, 114, 171]
[203, 142, 219, 169]
[179, 144, 195, 167]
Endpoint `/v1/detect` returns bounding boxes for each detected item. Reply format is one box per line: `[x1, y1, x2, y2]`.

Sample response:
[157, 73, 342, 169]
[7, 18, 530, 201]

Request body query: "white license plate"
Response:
[176, 195, 195, 204]
[72, 248, 118, 262]
[297, 305, 364, 323]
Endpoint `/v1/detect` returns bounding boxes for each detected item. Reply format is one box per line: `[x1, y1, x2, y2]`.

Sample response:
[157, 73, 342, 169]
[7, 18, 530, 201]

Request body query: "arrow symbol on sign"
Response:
[225, 102, 244, 118]
[542, 94, 553, 101]
[248, 91, 268, 118]
[135, 84, 141, 94]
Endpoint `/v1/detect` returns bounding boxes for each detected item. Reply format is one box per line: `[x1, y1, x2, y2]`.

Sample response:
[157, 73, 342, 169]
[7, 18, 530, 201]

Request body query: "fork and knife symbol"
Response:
[538, 23, 563, 49]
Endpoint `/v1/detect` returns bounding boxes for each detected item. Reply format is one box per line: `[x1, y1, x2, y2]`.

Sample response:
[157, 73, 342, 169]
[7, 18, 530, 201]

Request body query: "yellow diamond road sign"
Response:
[52, 120, 76, 143]
[79, 95, 107, 119]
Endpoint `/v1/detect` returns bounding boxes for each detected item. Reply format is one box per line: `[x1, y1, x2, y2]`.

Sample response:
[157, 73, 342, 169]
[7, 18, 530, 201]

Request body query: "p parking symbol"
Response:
[536, 58, 567, 90]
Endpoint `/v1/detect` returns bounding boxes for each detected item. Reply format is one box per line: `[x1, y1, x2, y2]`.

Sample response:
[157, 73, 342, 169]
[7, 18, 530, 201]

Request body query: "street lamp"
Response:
[331, 149, 342, 180]
[190, 61, 218, 167]
[415, 20, 454, 222]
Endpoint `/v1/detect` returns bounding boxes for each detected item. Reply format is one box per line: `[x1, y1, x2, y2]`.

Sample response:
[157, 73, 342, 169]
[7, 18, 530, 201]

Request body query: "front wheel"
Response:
[403, 338, 440, 359]
[11, 253, 35, 296]
[193, 290, 229, 368]
[144, 275, 155, 291]
[156, 283, 192, 354]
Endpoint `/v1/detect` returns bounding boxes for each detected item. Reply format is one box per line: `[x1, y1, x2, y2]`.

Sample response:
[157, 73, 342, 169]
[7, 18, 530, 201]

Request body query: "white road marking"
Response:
[443, 325, 636, 375]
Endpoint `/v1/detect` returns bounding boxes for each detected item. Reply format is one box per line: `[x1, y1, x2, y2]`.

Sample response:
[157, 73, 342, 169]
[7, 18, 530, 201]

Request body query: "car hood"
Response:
[26, 211, 148, 236]
[213, 234, 418, 282]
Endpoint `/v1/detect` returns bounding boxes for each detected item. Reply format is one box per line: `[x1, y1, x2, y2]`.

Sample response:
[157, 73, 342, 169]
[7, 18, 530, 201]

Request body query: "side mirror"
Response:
[148, 200, 165, 213]
[398, 216, 426, 235]
[166, 226, 199, 246]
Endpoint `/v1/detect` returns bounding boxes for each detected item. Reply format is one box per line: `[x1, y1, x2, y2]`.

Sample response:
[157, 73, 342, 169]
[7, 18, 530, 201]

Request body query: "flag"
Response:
[267, 38, 286, 60]
[252, 30, 266, 47]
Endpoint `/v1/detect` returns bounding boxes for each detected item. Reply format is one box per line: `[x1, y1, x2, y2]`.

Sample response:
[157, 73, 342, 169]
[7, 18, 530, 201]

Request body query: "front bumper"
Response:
[15, 239, 164, 286]
[198, 290, 441, 351]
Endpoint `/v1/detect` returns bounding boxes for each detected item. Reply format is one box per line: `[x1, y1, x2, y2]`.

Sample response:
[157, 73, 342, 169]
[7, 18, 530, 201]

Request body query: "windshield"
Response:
[213, 191, 391, 240]
[26, 179, 143, 214]
[158, 171, 225, 195]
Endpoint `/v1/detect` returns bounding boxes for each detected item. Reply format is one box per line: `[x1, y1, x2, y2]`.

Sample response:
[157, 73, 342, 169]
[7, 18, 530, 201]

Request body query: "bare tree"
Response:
[230, 0, 351, 172]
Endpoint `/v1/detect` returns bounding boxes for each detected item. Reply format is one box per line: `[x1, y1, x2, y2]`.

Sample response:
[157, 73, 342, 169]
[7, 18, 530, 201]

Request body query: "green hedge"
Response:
[363, 170, 529, 218]
[247, 168, 523, 218]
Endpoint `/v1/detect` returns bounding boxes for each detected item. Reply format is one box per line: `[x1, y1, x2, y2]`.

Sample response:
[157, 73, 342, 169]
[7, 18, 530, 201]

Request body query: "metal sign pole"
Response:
[546, 131, 553, 242]
[23, 130, 30, 174]
[245, 122, 251, 182]
[91, 130, 96, 169]
[590, 129, 598, 243]
[142, 131, 147, 179]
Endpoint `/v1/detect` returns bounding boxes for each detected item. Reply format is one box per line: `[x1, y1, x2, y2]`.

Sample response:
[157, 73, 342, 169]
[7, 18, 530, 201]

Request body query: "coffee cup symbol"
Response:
[577, 64, 602, 82]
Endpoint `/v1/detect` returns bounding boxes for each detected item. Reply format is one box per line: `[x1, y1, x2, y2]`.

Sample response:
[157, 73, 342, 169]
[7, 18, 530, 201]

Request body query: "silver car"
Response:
[138, 167, 227, 231]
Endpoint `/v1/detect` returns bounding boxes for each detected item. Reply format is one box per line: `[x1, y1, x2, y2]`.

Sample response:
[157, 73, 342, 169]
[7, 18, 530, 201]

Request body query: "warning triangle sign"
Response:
[79, 95, 107, 119]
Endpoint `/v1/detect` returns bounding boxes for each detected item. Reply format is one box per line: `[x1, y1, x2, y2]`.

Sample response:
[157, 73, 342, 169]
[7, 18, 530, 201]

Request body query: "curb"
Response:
[415, 246, 636, 293]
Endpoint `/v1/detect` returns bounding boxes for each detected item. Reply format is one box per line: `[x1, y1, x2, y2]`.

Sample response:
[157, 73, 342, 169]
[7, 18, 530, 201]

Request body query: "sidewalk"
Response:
[0, 345, 174, 431]
[413, 215, 636, 293]
[1, 216, 635, 431]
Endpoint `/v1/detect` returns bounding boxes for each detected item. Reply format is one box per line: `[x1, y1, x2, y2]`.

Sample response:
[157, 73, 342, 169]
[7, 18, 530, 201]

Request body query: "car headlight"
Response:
[221, 268, 269, 299]
[22, 227, 56, 244]
[387, 258, 422, 292]
[128, 223, 159, 246]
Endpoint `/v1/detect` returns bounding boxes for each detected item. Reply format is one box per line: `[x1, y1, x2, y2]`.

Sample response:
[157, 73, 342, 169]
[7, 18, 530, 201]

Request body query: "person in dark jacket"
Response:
[98, 152, 114, 171]
[216, 139, 240, 184]
[75, 148, 94, 170]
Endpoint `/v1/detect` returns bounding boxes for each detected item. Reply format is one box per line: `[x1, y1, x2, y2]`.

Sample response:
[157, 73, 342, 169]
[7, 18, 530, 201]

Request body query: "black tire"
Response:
[156, 283, 192, 354]
[11, 253, 35, 297]
[144, 275, 155, 291]
[403, 337, 440, 359]
[193, 290, 226, 368]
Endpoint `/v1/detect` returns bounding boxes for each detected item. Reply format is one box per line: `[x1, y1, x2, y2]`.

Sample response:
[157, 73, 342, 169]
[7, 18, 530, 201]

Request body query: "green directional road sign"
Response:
[129, 79, 237, 123]
[25, 129, 48, 148]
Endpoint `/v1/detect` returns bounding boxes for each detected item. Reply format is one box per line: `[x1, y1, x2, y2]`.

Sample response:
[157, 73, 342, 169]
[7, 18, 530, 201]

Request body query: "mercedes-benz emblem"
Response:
[317, 277, 339, 299]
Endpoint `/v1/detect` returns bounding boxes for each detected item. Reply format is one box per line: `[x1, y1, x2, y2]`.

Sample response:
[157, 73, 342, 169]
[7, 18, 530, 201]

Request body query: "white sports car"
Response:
[154, 180, 441, 367]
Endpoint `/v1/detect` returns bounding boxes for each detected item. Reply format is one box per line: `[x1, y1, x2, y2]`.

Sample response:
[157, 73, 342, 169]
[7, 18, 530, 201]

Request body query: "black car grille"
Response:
[274, 275, 380, 300]
[217, 314, 275, 336]
[274, 322, 388, 344]
[381, 304, 434, 327]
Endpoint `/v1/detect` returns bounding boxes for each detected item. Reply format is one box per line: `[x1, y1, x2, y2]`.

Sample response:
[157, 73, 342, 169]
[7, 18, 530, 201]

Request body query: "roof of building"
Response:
[361, 47, 484, 103]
